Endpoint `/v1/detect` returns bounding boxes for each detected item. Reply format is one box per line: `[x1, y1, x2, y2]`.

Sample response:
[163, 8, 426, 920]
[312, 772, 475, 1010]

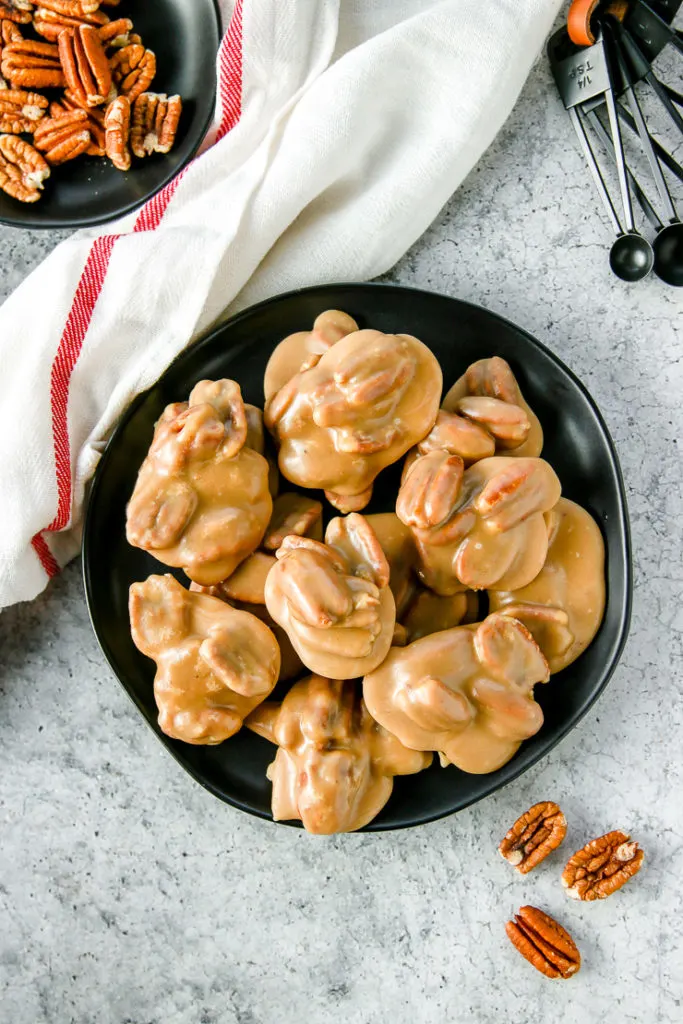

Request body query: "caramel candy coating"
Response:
[397, 452, 561, 594]
[246, 675, 431, 833]
[265, 323, 442, 510]
[443, 356, 543, 459]
[264, 310, 359, 402]
[489, 498, 605, 673]
[264, 514, 396, 679]
[364, 512, 418, 619]
[126, 380, 273, 585]
[189, 577, 304, 685]
[213, 550, 275, 606]
[401, 587, 479, 643]
[244, 402, 279, 496]
[130, 574, 280, 744]
[363, 613, 549, 774]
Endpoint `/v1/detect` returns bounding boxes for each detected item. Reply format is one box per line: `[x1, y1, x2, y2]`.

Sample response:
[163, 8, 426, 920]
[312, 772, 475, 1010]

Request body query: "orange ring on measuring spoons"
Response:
[567, 0, 630, 47]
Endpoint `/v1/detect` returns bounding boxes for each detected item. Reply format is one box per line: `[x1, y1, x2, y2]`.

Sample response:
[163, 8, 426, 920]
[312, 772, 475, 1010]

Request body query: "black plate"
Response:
[0, 0, 221, 229]
[83, 283, 632, 830]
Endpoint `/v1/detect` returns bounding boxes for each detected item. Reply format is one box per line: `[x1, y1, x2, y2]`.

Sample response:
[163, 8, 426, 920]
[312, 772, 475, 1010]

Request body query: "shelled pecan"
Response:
[33, 5, 108, 40]
[104, 92, 128, 169]
[0, 85, 46, 131]
[499, 801, 567, 874]
[52, 91, 103, 153]
[98, 16, 130, 48]
[506, 906, 581, 980]
[38, 0, 101, 15]
[58, 23, 112, 106]
[33, 107, 89, 162]
[130, 91, 181, 157]
[1, 37, 63, 86]
[0, 1, 33, 25]
[109, 41, 154, 102]
[0, 131, 49, 199]
[561, 831, 644, 901]
[1, 18, 24, 42]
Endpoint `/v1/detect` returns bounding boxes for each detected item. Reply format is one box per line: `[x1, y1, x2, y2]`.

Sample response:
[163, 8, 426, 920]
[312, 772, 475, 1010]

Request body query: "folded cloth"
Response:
[0, 0, 561, 609]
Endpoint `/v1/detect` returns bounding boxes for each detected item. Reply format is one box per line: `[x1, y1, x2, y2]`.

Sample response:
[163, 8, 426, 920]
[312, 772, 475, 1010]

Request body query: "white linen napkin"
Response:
[0, 0, 561, 608]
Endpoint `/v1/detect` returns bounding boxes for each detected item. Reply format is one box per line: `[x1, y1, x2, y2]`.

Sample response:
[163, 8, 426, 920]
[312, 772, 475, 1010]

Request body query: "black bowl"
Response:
[0, 0, 221, 229]
[83, 283, 632, 830]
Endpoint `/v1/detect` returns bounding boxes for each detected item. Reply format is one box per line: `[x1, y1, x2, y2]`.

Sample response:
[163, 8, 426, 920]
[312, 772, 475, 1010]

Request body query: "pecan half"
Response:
[1, 38, 64, 87]
[0, 1, 33, 25]
[1, 18, 24, 43]
[0, 87, 47, 132]
[110, 43, 155, 102]
[33, 108, 90, 163]
[130, 91, 181, 157]
[98, 16, 130, 48]
[499, 801, 567, 873]
[104, 92, 129, 169]
[53, 90, 104, 153]
[562, 831, 644, 901]
[39, 0, 101, 15]
[33, 5, 108, 41]
[33, 5, 107, 36]
[506, 906, 580, 979]
[396, 450, 465, 530]
[0, 132, 49, 200]
[58, 23, 112, 107]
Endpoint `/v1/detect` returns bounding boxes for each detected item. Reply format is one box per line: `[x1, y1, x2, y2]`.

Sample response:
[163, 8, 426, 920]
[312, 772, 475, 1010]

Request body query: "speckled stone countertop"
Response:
[2, 29, 683, 1024]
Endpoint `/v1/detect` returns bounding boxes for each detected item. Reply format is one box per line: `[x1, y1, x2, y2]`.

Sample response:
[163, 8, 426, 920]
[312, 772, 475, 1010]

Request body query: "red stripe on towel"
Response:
[30, 0, 245, 579]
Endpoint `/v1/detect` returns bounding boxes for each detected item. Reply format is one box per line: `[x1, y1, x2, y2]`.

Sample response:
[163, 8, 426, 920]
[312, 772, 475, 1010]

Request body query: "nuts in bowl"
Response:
[0, 0, 182, 201]
[0, 0, 219, 226]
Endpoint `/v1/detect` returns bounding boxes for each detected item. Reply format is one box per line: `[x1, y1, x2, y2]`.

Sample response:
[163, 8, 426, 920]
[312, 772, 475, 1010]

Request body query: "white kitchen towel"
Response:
[0, 0, 561, 609]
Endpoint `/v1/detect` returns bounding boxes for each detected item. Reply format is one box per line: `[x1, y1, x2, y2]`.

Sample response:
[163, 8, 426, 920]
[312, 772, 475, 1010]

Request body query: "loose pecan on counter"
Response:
[562, 831, 644, 900]
[499, 801, 567, 873]
[506, 906, 581, 979]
